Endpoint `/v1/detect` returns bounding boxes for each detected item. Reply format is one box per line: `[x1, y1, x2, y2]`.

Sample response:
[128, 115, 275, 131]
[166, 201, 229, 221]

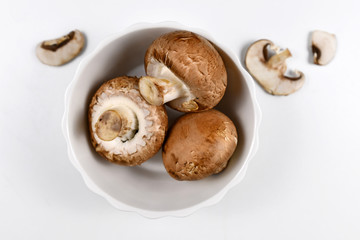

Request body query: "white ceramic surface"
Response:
[62, 22, 261, 218]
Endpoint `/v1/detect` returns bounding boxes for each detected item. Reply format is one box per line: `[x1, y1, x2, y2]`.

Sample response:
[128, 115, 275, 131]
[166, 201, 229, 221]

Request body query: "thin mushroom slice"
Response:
[311, 30, 337, 65]
[36, 30, 85, 66]
[245, 39, 305, 96]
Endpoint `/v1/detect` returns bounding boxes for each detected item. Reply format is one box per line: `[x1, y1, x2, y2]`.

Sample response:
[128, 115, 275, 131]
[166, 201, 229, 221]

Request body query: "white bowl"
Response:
[62, 22, 261, 218]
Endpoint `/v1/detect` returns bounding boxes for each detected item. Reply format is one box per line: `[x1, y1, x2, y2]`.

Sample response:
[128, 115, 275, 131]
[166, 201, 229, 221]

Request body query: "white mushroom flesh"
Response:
[36, 30, 85, 66]
[139, 58, 194, 106]
[311, 30, 337, 65]
[91, 91, 153, 155]
[245, 39, 305, 96]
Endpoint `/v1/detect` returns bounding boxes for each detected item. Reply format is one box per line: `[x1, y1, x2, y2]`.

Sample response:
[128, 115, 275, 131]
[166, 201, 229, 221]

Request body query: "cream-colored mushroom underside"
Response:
[147, 57, 195, 102]
[91, 91, 154, 155]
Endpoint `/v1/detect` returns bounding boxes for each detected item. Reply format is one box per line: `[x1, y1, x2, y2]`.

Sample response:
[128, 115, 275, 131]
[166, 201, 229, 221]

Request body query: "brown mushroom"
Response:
[88, 76, 168, 166]
[162, 109, 237, 180]
[36, 30, 85, 66]
[245, 39, 305, 96]
[139, 31, 227, 112]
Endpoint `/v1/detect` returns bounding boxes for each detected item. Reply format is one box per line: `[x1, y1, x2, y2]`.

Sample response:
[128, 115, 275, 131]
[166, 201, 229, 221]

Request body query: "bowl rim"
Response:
[62, 21, 262, 218]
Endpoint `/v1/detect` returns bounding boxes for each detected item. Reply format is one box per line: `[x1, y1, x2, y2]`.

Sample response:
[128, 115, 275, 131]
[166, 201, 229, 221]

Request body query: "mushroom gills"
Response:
[89, 76, 169, 166]
[139, 58, 195, 108]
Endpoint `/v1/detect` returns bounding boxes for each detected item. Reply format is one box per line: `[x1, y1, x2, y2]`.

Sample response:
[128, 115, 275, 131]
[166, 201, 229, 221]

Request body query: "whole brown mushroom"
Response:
[88, 76, 168, 166]
[163, 109, 238, 181]
[139, 31, 227, 112]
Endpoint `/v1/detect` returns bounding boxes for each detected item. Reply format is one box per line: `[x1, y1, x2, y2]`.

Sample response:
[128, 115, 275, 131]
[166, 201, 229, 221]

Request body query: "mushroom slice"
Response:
[139, 31, 227, 112]
[311, 30, 337, 65]
[162, 109, 238, 181]
[36, 30, 85, 66]
[88, 76, 168, 166]
[245, 39, 305, 96]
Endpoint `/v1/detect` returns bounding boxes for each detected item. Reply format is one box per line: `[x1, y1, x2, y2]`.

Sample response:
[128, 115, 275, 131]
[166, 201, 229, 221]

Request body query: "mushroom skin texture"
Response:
[88, 76, 168, 166]
[139, 31, 227, 112]
[245, 39, 305, 96]
[36, 30, 85, 66]
[162, 109, 237, 181]
[311, 30, 337, 65]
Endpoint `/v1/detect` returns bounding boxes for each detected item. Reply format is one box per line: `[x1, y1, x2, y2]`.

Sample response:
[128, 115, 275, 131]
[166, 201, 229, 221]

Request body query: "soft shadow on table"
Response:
[239, 40, 254, 66]
[307, 32, 314, 64]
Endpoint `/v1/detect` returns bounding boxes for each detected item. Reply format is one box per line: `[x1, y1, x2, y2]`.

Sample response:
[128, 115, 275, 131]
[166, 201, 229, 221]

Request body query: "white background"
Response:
[1, 0, 359, 239]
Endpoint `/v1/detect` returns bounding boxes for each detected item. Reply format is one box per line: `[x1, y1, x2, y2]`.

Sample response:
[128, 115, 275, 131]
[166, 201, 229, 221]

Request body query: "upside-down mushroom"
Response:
[88, 76, 168, 166]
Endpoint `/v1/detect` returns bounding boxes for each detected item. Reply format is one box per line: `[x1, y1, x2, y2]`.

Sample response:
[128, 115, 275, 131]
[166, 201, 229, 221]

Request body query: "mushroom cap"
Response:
[311, 30, 337, 65]
[145, 31, 227, 112]
[245, 39, 305, 96]
[162, 109, 238, 180]
[88, 76, 168, 166]
[36, 30, 85, 66]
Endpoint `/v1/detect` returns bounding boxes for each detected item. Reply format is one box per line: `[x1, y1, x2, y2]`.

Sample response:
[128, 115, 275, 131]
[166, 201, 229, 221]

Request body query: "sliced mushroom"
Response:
[36, 30, 85, 66]
[311, 30, 337, 65]
[162, 109, 237, 181]
[139, 31, 227, 112]
[88, 76, 168, 166]
[245, 39, 305, 96]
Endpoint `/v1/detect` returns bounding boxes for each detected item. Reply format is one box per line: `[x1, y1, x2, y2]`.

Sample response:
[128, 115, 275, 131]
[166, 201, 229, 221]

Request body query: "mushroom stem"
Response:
[95, 110, 122, 141]
[95, 107, 139, 142]
[266, 48, 291, 69]
[139, 76, 189, 106]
